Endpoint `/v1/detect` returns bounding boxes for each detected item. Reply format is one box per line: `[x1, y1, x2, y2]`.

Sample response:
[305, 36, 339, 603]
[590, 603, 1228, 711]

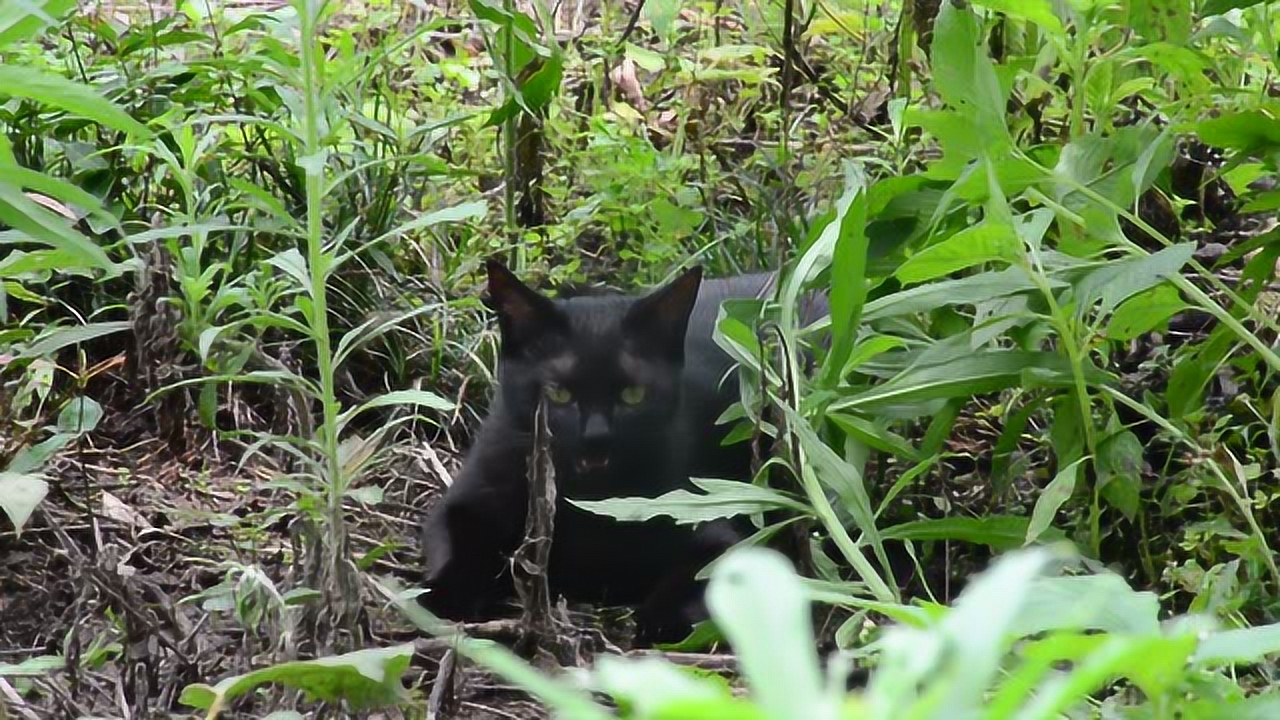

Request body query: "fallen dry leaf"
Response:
[101, 490, 153, 530]
[610, 57, 648, 112]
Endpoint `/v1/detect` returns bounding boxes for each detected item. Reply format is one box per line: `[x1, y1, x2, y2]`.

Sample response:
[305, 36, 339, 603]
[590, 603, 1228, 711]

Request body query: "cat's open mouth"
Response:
[576, 455, 610, 473]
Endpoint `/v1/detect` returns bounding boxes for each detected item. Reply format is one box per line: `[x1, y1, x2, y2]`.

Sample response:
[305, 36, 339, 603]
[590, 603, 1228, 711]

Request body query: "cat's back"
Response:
[680, 267, 830, 422]
[687, 270, 830, 351]
[681, 271, 774, 405]
[685, 271, 774, 355]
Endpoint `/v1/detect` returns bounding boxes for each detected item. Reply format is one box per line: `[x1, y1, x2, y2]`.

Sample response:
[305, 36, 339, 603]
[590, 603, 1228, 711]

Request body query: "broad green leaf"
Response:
[267, 248, 310, 290]
[1192, 622, 1280, 666]
[868, 548, 1056, 715]
[1128, 0, 1191, 44]
[0, 471, 49, 537]
[785, 407, 896, 603]
[1202, 0, 1272, 16]
[781, 162, 866, 333]
[0, 66, 150, 137]
[1026, 456, 1086, 545]
[643, 0, 681, 39]
[820, 163, 870, 389]
[1177, 692, 1280, 719]
[651, 618, 727, 651]
[1014, 574, 1161, 637]
[592, 656, 730, 715]
[1054, 128, 1164, 212]
[358, 200, 488, 254]
[1096, 429, 1143, 520]
[841, 334, 907, 374]
[1125, 45, 1207, 96]
[57, 396, 103, 434]
[787, 408, 885, 555]
[894, 220, 1021, 285]
[127, 222, 257, 245]
[700, 44, 771, 64]
[1242, 189, 1280, 213]
[1196, 110, 1280, 153]
[571, 478, 810, 524]
[19, 321, 131, 359]
[828, 412, 920, 460]
[707, 548, 836, 720]
[908, 107, 986, 171]
[971, 0, 1063, 35]
[1020, 633, 1197, 713]
[334, 303, 445, 368]
[468, 0, 539, 70]
[864, 265, 1064, 321]
[920, 397, 962, 459]
[1072, 243, 1195, 320]
[4, 166, 119, 230]
[179, 644, 414, 710]
[0, 0, 79, 46]
[5, 433, 76, 474]
[198, 325, 228, 363]
[0, 248, 100, 278]
[930, 2, 1010, 154]
[520, 50, 564, 112]
[0, 654, 64, 677]
[881, 515, 1033, 551]
[713, 299, 781, 386]
[485, 52, 565, 127]
[468, 0, 537, 35]
[0, 186, 116, 272]
[624, 42, 665, 72]
[832, 351, 1099, 415]
[1130, 125, 1178, 200]
[342, 390, 455, 430]
[1104, 283, 1189, 341]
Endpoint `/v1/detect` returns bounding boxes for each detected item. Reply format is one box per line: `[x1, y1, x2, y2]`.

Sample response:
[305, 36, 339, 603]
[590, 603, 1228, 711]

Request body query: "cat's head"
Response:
[484, 259, 703, 489]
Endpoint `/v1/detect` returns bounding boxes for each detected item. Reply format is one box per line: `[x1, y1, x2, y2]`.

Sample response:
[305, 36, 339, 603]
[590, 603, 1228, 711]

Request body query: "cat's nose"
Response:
[579, 413, 612, 473]
[582, 413, 610, 445]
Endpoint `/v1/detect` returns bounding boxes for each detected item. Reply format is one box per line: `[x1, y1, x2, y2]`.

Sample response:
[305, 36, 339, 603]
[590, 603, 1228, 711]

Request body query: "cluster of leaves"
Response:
[145, 546, 1280, 720]
[577, 0, 1280, 712]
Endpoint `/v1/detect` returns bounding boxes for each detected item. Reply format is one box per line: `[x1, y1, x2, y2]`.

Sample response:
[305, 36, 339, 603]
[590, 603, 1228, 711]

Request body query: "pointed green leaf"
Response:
[0, 66, 150, 137]
[1026, 457, 1087, 545]
[571, 478, 809, 524]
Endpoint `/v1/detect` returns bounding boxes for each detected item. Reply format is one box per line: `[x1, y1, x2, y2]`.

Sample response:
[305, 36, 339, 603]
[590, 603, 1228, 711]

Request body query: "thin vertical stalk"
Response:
[294, 0, 359, 646]
[503, 0, 522, 272]
[296, 0, 343, 513]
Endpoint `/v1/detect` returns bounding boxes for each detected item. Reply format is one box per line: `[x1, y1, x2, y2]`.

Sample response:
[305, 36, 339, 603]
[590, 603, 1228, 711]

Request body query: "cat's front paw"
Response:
[632, 593, 707, 647]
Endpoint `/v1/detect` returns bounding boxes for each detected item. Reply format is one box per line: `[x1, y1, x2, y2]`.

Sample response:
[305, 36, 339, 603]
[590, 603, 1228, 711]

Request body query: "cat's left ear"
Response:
[622, 265, 703, 362]
[484, 258, 567, 357]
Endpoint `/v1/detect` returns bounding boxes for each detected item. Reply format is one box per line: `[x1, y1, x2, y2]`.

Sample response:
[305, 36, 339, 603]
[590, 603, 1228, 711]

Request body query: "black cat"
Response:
[420, 259, 793, 643]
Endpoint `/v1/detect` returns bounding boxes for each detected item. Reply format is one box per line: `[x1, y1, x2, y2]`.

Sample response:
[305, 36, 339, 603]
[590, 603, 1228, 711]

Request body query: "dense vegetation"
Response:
[4, 0, 1280, 717]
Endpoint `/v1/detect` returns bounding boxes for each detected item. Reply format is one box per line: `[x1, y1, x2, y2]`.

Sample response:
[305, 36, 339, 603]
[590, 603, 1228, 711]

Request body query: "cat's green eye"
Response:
[545, 383, 573, 404]
[620, 385, 646, 405]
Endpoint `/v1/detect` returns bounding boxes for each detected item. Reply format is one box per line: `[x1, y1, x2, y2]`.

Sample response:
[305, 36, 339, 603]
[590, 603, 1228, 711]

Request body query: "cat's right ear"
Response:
[484, 259, 566, 356]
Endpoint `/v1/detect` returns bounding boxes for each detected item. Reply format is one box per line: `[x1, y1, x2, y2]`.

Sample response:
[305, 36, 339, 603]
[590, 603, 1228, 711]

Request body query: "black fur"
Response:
[420, 260, 805, 644]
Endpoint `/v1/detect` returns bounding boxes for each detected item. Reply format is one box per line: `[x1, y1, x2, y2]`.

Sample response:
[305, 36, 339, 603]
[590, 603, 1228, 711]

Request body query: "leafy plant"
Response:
[382, 544, 1280, 719]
